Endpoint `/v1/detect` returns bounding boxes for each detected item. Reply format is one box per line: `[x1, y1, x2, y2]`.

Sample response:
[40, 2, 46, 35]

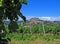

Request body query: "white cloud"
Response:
[25, 16, 60, 21]
[5, 16, 60, 21]
[54, 16, 60, 21]
[39, 17, 51, 21]
[39, 16, 60, 21]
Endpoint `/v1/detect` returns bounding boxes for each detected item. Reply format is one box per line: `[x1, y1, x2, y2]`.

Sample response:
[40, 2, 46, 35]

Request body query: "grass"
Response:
[10, 38, 60, 44]
[6, 33, 60, 44]
[5, 24, 60, 44]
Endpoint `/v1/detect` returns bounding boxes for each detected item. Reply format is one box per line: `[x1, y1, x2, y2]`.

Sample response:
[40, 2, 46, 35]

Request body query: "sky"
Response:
[20, 0, 60, 21]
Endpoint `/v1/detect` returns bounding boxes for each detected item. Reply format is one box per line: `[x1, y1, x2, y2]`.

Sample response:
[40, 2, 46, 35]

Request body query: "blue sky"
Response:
[20, 0, 60, 21]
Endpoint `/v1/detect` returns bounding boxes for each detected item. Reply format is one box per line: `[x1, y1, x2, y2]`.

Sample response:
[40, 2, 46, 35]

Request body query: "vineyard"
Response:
[5, 19, 60, 44]
[0, 0, 60, 44]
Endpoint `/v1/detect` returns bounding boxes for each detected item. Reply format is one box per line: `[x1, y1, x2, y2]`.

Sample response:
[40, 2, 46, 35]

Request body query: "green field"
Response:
[5, 22, 60, 44]
[6, 33, 60, 44]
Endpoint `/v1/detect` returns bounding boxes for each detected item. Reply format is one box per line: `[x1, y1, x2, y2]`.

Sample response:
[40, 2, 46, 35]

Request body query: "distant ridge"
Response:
[4, 17, 60, 25]
[28, 17, 43, 23]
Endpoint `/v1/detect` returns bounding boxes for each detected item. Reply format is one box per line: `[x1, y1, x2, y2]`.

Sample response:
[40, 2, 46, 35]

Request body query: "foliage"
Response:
[0, 0, 27, 39]
[4, 21, 60, 44]
[6, 33, 60, 41]
[14, 21, 60, 36]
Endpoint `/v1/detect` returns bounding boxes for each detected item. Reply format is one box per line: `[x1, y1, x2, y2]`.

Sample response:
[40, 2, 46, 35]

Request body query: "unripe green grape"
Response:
[0, 0, 3, 6]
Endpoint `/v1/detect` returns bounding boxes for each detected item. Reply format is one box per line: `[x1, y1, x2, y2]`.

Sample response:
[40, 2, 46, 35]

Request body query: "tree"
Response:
[0, 0, 27, 40]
